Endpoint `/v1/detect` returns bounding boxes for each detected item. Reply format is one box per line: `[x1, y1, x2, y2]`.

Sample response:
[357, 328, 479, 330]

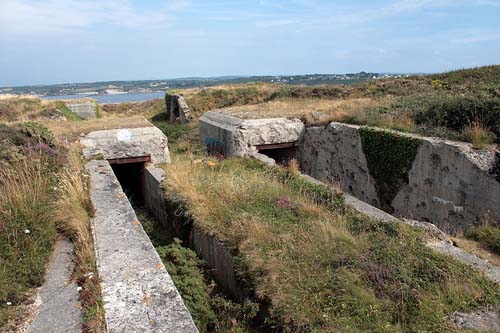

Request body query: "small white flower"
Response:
[6, 302, 12, 306]
[24, 229, 30, 234]
[77, 286, 83, 292]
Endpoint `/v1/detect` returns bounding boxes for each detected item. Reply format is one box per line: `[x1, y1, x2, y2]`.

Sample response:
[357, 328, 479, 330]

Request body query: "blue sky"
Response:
[0, 0, 499, 86]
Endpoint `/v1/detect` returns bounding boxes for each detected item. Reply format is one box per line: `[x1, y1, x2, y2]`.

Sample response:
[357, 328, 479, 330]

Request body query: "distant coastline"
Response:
[41, 91, 165, 104]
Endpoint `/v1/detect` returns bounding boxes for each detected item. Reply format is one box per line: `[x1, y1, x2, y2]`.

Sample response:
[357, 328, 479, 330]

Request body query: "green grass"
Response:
[466, 224, 500, 255]
[164, 156, 500, 332]
[55, 101, 83, 121]
[150, 114, 202, 155]
[0, 123, 64, 329]
[0, 160, 58, 328]
[137, 207, 258, 332]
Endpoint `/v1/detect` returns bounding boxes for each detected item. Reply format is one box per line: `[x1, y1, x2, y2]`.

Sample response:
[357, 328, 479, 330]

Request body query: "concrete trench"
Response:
[79, 119, 500, 331]
[81, 125, 259, 332]
[82, 127, 198, 332]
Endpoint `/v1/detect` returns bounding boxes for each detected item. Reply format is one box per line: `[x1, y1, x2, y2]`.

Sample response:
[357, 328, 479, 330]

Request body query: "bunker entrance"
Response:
[109, 156, 150, 206]
[257, 142, 298, 166]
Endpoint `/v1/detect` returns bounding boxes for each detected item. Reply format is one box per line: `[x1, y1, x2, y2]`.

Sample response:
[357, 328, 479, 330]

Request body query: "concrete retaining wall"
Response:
[66, 102, 97, 119]
[299, 122, 500, 233]
[87, 160, 198, 332]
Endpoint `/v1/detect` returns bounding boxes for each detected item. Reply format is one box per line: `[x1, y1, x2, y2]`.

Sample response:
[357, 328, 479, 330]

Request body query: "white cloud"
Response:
[0, 0, 187, 36]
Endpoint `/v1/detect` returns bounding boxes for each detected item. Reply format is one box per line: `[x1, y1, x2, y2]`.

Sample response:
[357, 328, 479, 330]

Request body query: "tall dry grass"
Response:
[0, 158, 56, 328]
[462, 121, 496, 149]
[162, 156, 500, 332]
[53, 147, 105, 332]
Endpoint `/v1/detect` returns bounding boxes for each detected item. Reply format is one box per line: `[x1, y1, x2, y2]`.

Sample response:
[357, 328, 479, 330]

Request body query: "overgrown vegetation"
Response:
[0, 123, 62, 329]
[180, 66, 500, 146]
[137, 207, 258, 332]
[55, 101, 82, 121]
[100, 98, 164, 117]
[54, 148, 105, 332]
[163, 156, 500, 332]
[0, 96, 82, 122]
[150, 113, 202, 155]
[0, 124, 104, 331]
[359, 127, 422, 211]
[466, 224, 500, 256]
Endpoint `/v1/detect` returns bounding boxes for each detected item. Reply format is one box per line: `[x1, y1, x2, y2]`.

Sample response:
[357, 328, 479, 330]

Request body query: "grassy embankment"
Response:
[0, 119, 104, 331]
[0, 95, 87, 122]
[152, 113, 500, 332]
[178, 65, 500, 148]
[0, 123, 61, 329]
[160, 156, 500, 332]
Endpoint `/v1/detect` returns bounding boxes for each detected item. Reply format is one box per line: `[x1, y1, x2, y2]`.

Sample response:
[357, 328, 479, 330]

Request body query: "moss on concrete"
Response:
[359, 127, 421, 212]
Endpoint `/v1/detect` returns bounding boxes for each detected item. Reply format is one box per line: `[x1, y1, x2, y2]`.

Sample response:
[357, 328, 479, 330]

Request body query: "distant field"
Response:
[180, 65, 500, 147]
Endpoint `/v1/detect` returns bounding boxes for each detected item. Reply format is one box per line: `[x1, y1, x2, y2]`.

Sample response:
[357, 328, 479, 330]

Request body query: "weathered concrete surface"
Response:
[300, 123, 380, 207]
[299, 122, 500, 233]
[87, 160, 198, 333]
[393, 138, 500, 233]
[447, 307, 500, 332]
[199, 111, 305, 157]
[66, 102, 97, 120]
[166, 93, 191, 124]
[28, 238, 82, 333]
[81, 126, 171, 164]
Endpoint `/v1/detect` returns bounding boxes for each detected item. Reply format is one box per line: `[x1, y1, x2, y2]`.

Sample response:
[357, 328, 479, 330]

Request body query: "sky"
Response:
[0, 0, 499, 86]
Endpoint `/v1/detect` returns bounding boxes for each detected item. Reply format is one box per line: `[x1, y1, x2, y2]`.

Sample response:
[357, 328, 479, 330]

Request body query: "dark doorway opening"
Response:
[257, 142, 298, 166]
[109, 157, 149, 206]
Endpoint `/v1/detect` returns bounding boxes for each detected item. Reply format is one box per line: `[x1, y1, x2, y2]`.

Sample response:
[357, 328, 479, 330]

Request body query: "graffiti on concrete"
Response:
[204, 137, 225, 158]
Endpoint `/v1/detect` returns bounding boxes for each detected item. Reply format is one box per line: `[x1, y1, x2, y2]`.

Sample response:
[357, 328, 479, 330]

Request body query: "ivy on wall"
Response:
[359, 127, 422, 212]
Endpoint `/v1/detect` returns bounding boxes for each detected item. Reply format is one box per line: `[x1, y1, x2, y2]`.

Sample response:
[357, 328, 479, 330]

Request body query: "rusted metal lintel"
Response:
[256, 142, 297, 150]
[107, 156, 151, 165]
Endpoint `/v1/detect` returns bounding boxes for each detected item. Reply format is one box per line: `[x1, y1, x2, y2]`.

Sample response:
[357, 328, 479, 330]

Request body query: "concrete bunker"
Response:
[66, 102, 97, 119]
[199, 111, 305, 158]
[199, 111, 500, 235]
[256, 142, 298, 166]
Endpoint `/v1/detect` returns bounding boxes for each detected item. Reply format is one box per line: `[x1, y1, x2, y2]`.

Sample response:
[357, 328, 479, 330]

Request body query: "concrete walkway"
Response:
[29, 238, 82, 333]
[86, 160, 198, 333]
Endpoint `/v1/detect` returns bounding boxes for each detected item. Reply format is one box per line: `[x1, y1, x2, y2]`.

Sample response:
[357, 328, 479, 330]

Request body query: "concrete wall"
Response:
[66, 102, 96, 119]
[199, 111, 305, 157]
[166, 93, 191, 124]
[87, 160, 198, 332]
[299, 122, 500, 233]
